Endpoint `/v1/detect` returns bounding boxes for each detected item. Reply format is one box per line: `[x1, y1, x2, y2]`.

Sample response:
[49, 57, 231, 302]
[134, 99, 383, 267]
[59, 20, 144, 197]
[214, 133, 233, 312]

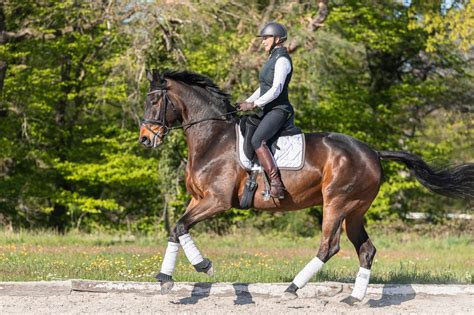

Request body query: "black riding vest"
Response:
[258, 47, 293, 115]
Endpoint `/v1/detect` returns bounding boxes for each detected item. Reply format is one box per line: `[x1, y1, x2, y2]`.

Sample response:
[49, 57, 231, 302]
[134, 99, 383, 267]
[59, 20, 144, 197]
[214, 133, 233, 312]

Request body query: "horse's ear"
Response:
[152, 69, 162, 81]
[152, 69, 168, 88]
[146, 69, 154, 82]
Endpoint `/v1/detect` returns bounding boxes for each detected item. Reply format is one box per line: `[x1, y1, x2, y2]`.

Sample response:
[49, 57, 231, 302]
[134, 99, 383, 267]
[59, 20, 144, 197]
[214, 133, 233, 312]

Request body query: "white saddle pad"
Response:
[236, 125, 305, 171]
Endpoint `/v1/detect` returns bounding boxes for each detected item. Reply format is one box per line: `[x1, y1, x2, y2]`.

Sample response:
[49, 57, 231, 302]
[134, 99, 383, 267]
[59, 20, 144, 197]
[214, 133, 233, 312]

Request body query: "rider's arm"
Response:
[245, 87, 261, 103]
[253, 57, 291, 109]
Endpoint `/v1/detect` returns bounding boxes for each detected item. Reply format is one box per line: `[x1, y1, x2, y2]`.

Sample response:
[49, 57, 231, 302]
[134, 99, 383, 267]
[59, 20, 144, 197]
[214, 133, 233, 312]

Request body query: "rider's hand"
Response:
[239, 102, 256, 111]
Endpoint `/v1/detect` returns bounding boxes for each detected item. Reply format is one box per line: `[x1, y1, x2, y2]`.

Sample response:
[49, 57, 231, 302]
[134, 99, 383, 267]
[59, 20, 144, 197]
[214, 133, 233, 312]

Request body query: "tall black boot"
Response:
[255, 143, 285, 199]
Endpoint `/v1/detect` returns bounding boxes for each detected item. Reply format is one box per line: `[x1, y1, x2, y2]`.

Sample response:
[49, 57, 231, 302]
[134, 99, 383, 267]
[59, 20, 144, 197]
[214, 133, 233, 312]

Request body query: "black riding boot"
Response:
[255, 143, 285, 199]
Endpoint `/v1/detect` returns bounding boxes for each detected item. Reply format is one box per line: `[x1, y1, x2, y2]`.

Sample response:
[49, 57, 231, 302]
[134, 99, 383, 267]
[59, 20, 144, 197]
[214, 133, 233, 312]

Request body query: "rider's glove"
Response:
[238, 102, 256, 111]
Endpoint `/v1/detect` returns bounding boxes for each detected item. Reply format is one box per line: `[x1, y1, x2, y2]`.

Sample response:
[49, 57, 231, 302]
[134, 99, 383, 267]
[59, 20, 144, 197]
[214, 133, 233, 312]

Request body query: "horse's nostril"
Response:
[140, 136, 148, 144]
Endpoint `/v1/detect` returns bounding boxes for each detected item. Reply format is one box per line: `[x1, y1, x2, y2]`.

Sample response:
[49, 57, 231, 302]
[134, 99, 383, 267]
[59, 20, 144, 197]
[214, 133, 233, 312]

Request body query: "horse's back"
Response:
[303, 131, 382, 184]
[305, 131, 378, 159]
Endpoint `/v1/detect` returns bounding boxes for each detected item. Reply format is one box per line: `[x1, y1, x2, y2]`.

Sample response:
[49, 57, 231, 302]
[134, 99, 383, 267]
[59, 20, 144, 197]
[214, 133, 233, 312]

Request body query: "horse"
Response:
[138, 69, 474, 302]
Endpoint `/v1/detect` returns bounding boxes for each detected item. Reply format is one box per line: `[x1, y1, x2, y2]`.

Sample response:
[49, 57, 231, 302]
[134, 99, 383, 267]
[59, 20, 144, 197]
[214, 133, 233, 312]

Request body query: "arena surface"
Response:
[1, 281, 472, 314]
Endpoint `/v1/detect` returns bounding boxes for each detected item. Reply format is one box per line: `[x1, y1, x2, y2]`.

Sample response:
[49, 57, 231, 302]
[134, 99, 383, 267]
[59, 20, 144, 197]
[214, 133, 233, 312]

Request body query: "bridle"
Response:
[141, 89, 178, 144]
[140, 88, 238, 145]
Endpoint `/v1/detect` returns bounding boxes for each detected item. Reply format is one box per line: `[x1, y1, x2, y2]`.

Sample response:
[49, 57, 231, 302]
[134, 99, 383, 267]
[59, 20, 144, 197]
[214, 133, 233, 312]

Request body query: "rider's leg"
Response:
[243, 115, 261, 162]
[251, 109, 288, 199]
[250, 109, 288, 151]
[255, 143, 285, 198]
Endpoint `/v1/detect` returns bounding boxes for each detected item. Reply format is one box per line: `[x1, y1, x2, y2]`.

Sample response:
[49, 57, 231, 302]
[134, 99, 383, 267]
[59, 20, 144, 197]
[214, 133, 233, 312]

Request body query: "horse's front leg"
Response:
[156, 195, 229, 294]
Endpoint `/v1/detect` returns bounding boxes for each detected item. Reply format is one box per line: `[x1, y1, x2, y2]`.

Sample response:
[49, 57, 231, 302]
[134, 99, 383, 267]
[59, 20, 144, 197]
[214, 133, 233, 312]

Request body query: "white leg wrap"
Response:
[179, 233, 204, 265]
[160, 242, 180, 276]
[351, 267, 371, 300]
[292, 257, 325, 289]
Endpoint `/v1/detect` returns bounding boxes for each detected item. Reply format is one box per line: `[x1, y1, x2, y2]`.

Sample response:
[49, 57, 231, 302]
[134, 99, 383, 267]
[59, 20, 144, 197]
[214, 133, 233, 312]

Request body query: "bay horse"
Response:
[139, 69, 473, 302]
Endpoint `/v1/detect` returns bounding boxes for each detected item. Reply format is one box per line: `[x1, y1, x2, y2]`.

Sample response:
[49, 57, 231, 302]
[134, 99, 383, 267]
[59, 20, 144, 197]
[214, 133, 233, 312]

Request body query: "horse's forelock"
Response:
[149, 69, 167, 90]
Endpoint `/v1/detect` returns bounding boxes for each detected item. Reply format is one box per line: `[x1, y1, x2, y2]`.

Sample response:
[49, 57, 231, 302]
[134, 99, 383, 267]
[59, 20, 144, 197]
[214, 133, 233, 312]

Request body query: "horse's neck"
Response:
[172, 82, 235, 163]
[185, 120, 235, 163]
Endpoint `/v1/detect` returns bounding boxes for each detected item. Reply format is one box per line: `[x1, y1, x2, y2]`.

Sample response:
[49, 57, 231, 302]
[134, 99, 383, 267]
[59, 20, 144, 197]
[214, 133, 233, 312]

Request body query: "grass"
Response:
[0, 228, 472, 284]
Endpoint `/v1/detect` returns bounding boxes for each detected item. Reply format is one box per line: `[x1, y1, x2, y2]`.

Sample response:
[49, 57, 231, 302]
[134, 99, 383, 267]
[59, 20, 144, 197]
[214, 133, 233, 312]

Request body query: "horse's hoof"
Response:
[206, 265, 214, 277]
[160, 280, 174, 295]
[340, 295, 361, 305]
[281, 291, 298, 300]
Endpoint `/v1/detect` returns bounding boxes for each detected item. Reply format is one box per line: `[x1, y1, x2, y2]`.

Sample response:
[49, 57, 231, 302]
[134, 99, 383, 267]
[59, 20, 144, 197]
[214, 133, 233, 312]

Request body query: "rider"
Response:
[239, 21, 294, 200]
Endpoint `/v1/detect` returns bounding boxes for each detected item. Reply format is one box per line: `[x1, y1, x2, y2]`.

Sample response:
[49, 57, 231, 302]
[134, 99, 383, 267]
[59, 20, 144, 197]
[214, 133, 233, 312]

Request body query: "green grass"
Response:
[0, 228, 472, 284]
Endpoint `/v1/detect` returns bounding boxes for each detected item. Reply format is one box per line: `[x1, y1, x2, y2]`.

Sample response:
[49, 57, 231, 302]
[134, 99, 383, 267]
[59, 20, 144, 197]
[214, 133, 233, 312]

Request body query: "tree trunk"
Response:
[49, 204, 68, 233]
[49, 56, 74, 231]
[0, 1, 7, 98]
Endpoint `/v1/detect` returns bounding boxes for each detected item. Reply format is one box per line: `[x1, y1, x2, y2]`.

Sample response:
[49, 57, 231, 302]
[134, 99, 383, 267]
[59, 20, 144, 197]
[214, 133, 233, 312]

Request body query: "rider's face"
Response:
[262, 36, 278, 52]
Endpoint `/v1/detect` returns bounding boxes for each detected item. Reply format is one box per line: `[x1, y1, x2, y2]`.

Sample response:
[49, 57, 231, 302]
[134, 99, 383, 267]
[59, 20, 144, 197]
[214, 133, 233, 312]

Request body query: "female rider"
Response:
[239, 21, 294, 200]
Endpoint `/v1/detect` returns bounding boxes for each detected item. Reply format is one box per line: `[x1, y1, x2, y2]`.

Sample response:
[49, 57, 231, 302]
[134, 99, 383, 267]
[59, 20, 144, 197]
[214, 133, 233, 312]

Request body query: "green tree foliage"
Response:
[0, 0, 472, 234]
[0, 1, 162, 231]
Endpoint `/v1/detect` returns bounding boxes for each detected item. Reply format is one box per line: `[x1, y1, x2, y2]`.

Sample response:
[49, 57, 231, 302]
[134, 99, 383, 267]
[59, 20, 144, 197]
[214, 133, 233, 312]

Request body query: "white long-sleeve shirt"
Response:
[245, 57, 292, 109]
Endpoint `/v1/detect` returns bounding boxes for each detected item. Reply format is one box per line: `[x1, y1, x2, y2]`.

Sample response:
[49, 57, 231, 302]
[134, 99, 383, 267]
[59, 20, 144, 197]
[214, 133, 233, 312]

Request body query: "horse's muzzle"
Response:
[139, 136, 153, 148]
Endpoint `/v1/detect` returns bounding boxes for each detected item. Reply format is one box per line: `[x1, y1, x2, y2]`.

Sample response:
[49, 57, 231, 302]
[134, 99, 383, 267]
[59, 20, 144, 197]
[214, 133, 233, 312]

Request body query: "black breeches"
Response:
[251, 109, 289, 151]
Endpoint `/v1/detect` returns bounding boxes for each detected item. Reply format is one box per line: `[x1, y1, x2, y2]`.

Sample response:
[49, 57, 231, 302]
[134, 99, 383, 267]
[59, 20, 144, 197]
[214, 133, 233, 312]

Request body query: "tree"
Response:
[0, 0, 471, 232]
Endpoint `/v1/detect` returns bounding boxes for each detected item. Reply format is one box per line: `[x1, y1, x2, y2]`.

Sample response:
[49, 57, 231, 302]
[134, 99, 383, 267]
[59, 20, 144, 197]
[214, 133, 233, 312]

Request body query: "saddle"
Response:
[238, 113, 303, 209]
[239, 113, 301, 162]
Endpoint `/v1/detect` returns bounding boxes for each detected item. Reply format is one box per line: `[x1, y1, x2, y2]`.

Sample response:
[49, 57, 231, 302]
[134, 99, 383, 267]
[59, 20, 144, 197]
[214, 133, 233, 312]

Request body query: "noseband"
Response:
[141, 88, 238, 145]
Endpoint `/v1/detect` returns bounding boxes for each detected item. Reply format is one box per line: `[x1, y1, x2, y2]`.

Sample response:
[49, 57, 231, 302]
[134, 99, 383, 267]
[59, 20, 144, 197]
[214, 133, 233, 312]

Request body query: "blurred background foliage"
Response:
[0, 0, 472, 235]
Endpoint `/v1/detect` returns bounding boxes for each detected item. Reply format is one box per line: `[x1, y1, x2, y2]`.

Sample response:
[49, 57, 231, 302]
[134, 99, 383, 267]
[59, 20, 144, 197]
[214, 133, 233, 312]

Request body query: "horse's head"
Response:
[139, 70, 180, 148]
[139, 69, 235, 148]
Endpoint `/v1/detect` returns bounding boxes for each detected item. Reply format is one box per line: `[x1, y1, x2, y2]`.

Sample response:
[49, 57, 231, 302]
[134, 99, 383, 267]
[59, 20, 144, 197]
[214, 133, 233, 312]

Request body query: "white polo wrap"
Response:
[292, 257, 324, 289]
[160, 241, 180, 276]
[351, 267, 371, 300]
[179, 233, 204, 265]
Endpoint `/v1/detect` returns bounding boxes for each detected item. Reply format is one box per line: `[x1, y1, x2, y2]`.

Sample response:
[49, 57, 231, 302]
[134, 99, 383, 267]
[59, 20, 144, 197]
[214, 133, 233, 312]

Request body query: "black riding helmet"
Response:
[257, 22, 288, 53]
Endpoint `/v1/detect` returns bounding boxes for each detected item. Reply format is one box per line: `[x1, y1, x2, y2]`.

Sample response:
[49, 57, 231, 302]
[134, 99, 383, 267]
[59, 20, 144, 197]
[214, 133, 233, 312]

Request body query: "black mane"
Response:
[162, 70, 232, 109]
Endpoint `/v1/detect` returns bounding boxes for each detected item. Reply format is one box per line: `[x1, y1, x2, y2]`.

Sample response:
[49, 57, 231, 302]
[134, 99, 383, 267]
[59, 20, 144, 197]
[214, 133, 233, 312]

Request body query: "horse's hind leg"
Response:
[284, 208, 345, 298]
[341, 209, 376, 304]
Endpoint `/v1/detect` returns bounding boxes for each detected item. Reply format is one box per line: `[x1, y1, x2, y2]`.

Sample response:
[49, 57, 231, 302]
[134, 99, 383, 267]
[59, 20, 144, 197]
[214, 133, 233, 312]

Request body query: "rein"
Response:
[141, 89, 238, 144]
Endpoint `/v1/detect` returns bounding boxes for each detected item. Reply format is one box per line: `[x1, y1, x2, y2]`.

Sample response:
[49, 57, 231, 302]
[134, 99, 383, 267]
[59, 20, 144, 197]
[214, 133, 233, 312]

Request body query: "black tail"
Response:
[378, 151, 474, 201]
